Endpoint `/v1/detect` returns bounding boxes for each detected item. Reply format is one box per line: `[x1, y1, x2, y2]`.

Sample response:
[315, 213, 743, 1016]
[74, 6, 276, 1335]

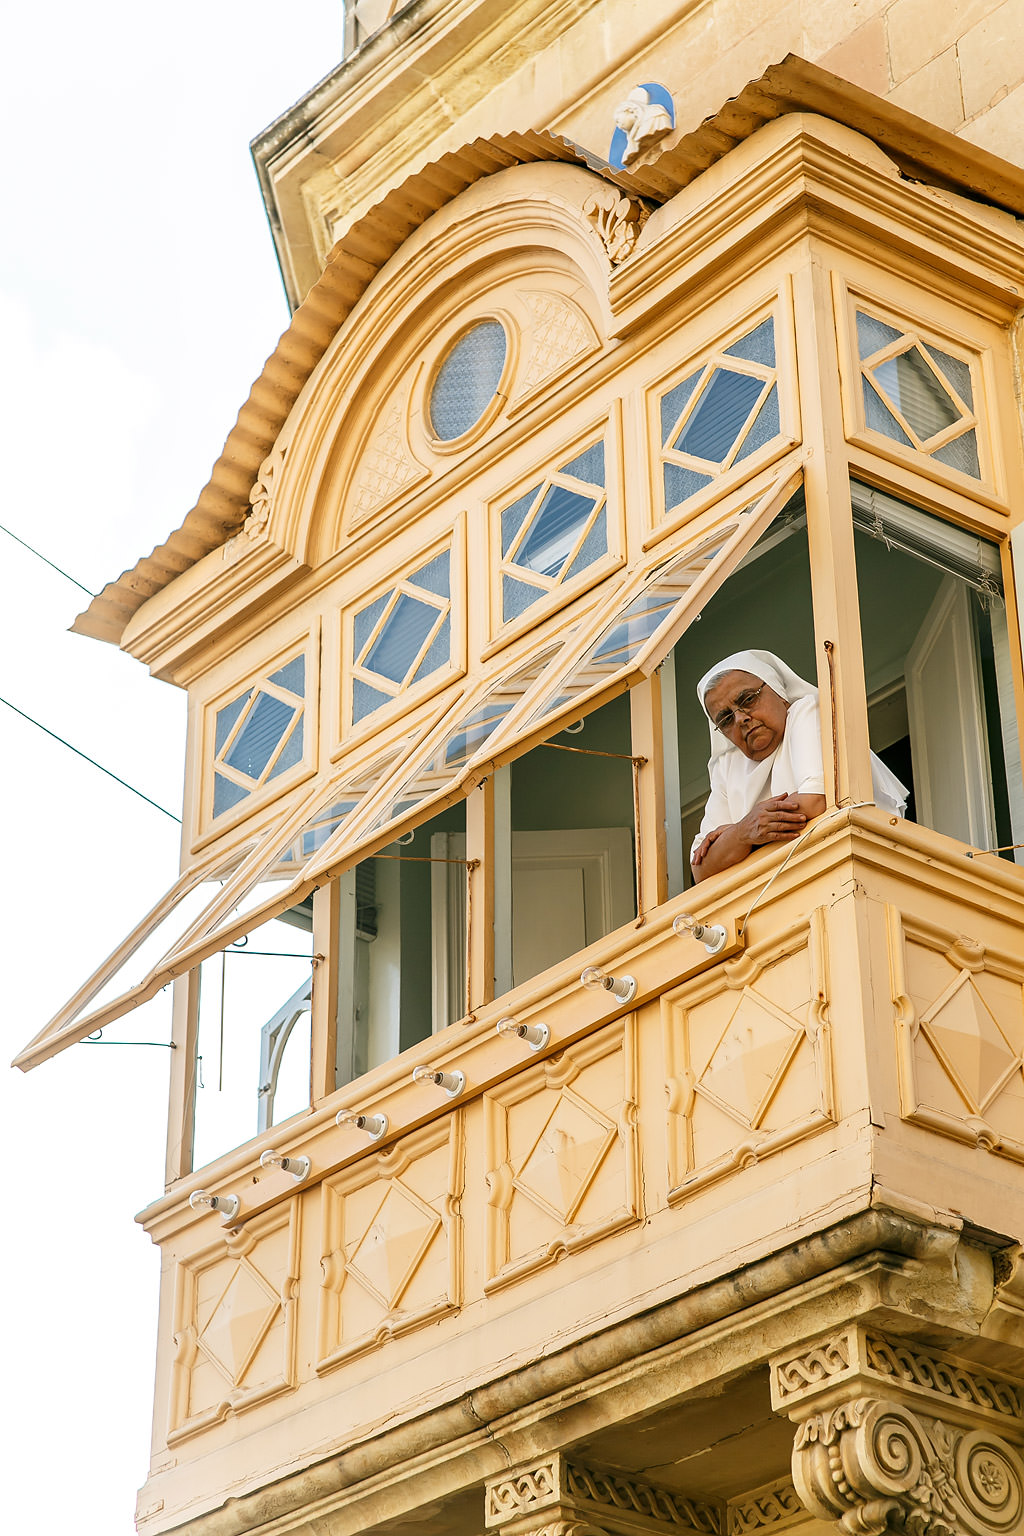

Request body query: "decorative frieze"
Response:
[726, 1481, 804, 1534]
[484, 1455, 721, 1536]
[771, 1326, 1024, 1432]
[792, 1397, 1024, 1536]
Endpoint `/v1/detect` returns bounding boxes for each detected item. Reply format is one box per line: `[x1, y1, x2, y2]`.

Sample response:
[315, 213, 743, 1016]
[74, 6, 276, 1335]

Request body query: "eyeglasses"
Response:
[711, 681, 766, 733]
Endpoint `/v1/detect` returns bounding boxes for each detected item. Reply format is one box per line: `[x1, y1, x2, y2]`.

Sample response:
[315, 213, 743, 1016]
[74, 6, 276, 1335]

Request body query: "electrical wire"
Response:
[0, 693, 182, 823]
[0, 520, 94, 595]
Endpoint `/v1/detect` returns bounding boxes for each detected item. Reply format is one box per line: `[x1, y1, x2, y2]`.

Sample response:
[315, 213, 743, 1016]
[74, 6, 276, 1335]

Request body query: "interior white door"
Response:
[905, 575, 995, 846]
[432, 826, 634, 1026]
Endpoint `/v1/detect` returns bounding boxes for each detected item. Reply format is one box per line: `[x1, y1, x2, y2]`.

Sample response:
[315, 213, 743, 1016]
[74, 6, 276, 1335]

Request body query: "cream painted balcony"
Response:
[134, 810, 1024, 1535]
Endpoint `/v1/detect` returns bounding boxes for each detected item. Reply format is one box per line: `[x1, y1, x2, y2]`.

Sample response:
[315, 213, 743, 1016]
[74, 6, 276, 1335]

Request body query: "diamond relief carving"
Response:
[168, 1206, 299, 1443]
[197, 1259, 281, 1385]
[513, 1091, 617, 1225]
[663, 911, 834, 1200]
[888, 907, 1024, 1162]
[346, 1181, 442, 1309]
[485, 1020, 640, 1291]
[317, 1118, 463, 1370]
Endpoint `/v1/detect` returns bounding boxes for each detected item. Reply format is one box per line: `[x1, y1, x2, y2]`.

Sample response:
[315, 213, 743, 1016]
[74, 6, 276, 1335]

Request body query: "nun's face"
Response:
[704, 669, 789, 762]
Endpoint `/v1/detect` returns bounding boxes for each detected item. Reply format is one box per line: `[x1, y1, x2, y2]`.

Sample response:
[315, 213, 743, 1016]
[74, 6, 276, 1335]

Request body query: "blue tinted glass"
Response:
[443, 702, 512, 767]
[724, 318, 775, 367]
[214, 772, 250, 817]
[514, 486, 596, 578]
[409, 549, 450, 598]
[932, 429, 981, 478]
[267, 718, 303, 779]
[501, 488, 542, 555]
[354, 592, 390, 656]
[364, 592, 440, 683]
[215, 691, 250, 753]
[564, 505, 608, 581]
[660, 369, 703, 445]
[429, 320, 507, 440]
[503, 573, 542, 622]
[352, 678, 392, 723]
[413, 613, 451, 679]
[559, 441, 605, 486]
[224, 693, 297, 779]
[862, 378, 913, 446]
[924, 345, 973, 408]
[663, 462, 712, 511]
[733, 384, 780, 463]
[856, 311, 903, 359]
[674, 369, 764, 463]
[269, 655, 305, 696]
[874, 349, 960, 439]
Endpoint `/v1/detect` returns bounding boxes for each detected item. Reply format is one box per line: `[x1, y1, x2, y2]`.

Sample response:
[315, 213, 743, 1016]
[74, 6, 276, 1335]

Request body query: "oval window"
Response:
[428, 319, 507, 441]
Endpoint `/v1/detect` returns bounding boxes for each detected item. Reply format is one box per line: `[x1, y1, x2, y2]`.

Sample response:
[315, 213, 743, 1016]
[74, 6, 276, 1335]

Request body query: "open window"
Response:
[852, 482, 1023, 856]
[664, 488, 816, 887]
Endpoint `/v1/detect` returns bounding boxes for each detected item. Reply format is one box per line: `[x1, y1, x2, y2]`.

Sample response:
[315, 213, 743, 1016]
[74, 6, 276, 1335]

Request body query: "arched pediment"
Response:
[265, 161, 620, 569]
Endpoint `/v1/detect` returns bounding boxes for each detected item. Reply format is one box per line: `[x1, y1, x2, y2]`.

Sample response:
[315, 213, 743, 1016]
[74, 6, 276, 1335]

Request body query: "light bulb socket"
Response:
[496, 1017, 550, 1051]
[412, 1065, 465, 1097]
[189, 1190, 241, 1221]
[336, 1110, 389, 1140]
[259, 1149, 311, 1181]
[672, 913, 728, 954]
[580, 967, 636, 1003]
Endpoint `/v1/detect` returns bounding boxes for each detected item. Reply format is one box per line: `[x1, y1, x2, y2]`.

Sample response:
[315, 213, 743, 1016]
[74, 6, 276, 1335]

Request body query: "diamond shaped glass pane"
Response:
[862, 378, 913, 446]
[267, 717, 303, 780]
[429, 320, 507, 440]
[925, 344, 974, 408]
[408, 549, 450, 598]
[724, 317, 775, 367]
[664, 461, 713, 511]
[874, 348, 961, 440]
[269, 655, 305, 696]
[660, 369, 704, 446]
[856, 311, 903, 359]
[215, 692, 250, 752]
[513, 486, 598, 578]
[365, 592, 440, 684]
[673, 369, 765, 463]
[354, 592, 390, 656]
[734, 383, 780, 463]
[559, 440, 605, 485]
[564, 505, 608, 582]
[224, 693, 298, 780]
[412, 612, 451, 680]
[501, 487, 542, 555]
[932, 429, 981, 478]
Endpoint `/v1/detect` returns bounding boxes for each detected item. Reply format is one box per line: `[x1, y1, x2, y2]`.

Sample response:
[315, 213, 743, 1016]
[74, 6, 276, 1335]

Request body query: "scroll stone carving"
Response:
[485, 1454, 721, 1536]
[583, 188, 651, 264]
[791, 1397, 1024, 1535]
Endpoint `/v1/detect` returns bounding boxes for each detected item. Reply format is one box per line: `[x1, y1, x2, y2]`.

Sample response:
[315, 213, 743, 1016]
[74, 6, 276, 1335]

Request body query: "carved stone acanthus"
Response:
[223, 445, 285, 562]
[583, 188, 651, 265]
[791, 1396, 1024, 1536]
[484, 1455, 721, 1536]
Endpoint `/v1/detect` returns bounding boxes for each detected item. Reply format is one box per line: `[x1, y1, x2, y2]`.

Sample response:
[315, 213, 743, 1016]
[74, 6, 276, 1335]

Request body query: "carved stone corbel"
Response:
[771, 1326, 1024, 1535]
[791, 1396, 1023, 1535]
[484, 1454, 722, 1536]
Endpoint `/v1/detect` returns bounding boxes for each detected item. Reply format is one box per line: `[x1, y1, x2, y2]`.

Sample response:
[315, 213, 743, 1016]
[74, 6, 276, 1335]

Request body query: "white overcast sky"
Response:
[2, 6, 340, 1531]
